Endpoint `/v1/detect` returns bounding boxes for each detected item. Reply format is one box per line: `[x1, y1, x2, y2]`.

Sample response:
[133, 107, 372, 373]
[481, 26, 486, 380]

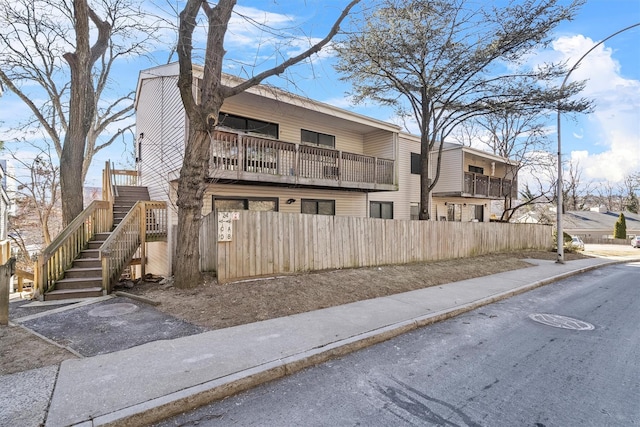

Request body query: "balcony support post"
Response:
[236, 133, 243, 180]
[373, 156, 378, 184]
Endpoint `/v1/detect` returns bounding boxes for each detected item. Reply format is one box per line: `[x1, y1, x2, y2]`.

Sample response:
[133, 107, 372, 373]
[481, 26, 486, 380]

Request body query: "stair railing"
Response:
[103, 161, 118, 201]
[110, 166, 140, 187]
[100, 201, 167, 293]
[34, 200, 113, 299]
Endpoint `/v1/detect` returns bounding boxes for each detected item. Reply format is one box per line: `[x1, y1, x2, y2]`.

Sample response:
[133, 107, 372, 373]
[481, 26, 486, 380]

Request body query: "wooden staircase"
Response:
[44, 186, 151, 301]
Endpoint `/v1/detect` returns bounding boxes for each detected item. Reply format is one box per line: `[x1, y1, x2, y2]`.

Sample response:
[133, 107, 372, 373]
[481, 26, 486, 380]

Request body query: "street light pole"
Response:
[556, 22, 640, 264]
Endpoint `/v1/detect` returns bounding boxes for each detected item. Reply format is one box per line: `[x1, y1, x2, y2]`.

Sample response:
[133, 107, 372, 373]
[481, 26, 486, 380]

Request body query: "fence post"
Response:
[1, 257, 16, 326]
[140, 203, 146, 278]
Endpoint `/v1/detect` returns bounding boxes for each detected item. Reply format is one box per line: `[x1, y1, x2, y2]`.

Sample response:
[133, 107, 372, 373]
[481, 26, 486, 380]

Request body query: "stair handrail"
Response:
[103, 161, 118, 201]
[99, 200, 167, 293]
[34, 200, 113, 299]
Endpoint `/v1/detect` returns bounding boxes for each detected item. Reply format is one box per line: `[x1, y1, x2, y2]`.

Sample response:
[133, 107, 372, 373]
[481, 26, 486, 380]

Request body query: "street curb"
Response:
[72, 259, 634, 426]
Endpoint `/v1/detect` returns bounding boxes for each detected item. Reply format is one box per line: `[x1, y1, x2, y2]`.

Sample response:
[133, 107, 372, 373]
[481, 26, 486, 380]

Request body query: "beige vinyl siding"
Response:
[136, 72, 185, 276]
[202, 183, 367, 217]
[371, 134, 421, 220]
[145, 241, 170, 276]
[136, 74, 185, 202]
[430, 148, 463, 194]
[364, 129, 395, 159]
[463, 153, 513, 180]
[221, 92, 370, 154]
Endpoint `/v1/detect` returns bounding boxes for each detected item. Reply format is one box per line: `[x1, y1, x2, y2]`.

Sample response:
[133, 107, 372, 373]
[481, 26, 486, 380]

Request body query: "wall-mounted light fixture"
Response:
[136, 132, 144, 163]
[463, 203, 467, 207]
[286, 198, 296, 204]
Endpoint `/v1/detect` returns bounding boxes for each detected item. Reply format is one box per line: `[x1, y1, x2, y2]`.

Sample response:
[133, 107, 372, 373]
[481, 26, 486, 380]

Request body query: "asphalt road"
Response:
[157, 262, 640, 427]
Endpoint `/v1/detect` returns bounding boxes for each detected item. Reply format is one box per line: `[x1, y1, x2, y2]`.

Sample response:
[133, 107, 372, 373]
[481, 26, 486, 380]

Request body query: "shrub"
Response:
[552, 230, 573, 250]
[614, 213, 627, 239]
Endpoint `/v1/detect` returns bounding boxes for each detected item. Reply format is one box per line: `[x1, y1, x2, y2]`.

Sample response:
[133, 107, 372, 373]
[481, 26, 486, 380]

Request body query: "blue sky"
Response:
[2, 0, 639, 190]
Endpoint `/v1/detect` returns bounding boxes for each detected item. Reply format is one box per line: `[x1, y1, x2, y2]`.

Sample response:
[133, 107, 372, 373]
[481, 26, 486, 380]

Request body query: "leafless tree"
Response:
[594, 181, 621, 212]
[0, 0, 161, 225]
[563, 159, 584, 211]
[6, 141, 61, 248]
[456, 107, 557, 221]
[335, 0, 590, 220]
[620, 172, 640, 213]
[173, 0, 362, 288]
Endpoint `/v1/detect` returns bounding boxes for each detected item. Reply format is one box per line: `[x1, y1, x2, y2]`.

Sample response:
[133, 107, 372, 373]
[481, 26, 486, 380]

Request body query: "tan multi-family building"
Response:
[134, 63, 517, 274]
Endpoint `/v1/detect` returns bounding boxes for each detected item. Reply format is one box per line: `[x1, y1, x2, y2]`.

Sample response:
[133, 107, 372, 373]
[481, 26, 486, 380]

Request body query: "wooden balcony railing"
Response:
[210, 130, 395, 189]
[464, 172, 517, 199]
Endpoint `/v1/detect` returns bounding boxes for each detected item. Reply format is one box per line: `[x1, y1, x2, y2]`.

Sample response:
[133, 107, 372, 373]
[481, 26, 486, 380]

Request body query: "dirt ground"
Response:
[0, 249, 599, 376]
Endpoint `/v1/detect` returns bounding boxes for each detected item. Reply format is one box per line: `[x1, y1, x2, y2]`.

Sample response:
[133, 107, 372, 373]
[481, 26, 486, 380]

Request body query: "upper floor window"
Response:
[218, 113, 279, 138]
[469, 165, 484, 175]
[301, 129, 335, 148]
[411, 152, 421, 175]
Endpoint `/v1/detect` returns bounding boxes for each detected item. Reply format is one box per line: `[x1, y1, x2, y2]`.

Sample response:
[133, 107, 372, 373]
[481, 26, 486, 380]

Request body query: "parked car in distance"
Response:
[570, 236, 585, 251]
[631, 236, 640, 248]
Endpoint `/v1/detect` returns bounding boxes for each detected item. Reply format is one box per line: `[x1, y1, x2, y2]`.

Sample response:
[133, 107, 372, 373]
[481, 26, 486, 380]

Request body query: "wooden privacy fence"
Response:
[206, 211, 553, 283]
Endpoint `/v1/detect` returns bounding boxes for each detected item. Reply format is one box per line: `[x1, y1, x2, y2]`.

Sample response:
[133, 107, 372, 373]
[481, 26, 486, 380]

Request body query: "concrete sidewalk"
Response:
[3, 256, 634, 427]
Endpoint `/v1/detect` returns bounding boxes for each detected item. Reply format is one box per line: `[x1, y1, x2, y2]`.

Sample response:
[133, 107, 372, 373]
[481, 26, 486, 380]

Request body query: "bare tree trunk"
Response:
[60, 0, 109, 225]
[174, 0, 361, 288]
[174, 126, 213, 288]
[419, 138, 430, 220]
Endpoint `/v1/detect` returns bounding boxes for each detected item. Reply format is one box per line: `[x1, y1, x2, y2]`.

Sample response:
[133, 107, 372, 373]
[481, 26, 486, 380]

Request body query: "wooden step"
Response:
[54, 277, 102, 290]
[44, 287, 103, 301]
[94, 232, 111, 241]
[116, 190, 149, 196]
[65, 267, 102, 279]
[87, 241, 104, 249]
[72, 258, 101, 269]
[78, 249, 100, 259]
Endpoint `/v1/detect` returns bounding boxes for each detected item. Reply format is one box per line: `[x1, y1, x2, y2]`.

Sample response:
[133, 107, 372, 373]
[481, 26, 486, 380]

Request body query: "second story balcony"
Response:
[209, 130, 397, 192]
[463, 172, 517, 199]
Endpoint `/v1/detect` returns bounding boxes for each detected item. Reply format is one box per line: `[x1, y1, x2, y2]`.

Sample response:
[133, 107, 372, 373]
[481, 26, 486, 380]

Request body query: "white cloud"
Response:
[551, 35, 640, 183]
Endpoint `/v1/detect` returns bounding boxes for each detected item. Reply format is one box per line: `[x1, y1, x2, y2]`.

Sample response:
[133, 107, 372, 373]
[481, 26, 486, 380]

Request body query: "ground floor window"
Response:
[471, 204, 484, 222]
[301, 199, 335, 215]
[370, 201, 393, 219]
[447, 203, 462, 222]
[213, 196, 279, 212]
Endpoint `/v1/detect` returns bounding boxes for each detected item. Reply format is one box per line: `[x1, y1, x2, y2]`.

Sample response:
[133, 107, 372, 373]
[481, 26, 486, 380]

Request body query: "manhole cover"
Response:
[88, 303, 139, 318]
[528, 313, 594, 331]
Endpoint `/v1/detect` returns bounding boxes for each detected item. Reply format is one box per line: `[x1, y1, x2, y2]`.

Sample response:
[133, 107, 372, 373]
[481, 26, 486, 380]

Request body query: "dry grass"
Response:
[129, 250, 588, 330]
